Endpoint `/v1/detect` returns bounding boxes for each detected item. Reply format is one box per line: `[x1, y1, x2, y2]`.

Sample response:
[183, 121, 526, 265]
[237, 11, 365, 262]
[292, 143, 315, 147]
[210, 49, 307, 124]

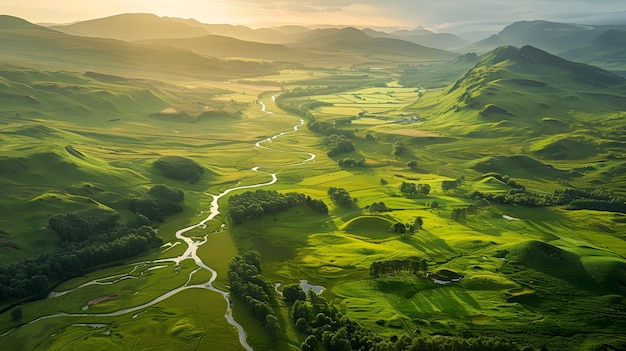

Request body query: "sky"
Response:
[4, 0, 626, 34]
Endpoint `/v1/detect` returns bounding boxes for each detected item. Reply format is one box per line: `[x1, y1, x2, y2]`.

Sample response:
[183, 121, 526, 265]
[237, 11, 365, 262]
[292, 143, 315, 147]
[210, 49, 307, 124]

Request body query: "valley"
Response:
[0, 11, 625, 351]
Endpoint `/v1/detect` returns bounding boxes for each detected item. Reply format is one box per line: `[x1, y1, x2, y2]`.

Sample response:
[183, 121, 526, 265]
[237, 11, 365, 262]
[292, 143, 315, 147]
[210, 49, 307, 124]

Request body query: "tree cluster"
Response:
[368, 202, 390, 213]
[370, 258, 428, 278]
[228, 190, 328, 224]
[308, 121, 355, 138]
[399, 182, 430, 196]
[129, 184, 185, 222]
[153, 156, 204, 183]
[451, 208, 467, 221]
[228, 250, 281, 339]
[0, 211, 161, 303]
[325, 135, 355, 157]
[327, 187, 355, 208]
[338, 158, 365, 168]
[48, 207, 120, 242]
[442, 176, 465, 192]
[483, 173, 524, 190]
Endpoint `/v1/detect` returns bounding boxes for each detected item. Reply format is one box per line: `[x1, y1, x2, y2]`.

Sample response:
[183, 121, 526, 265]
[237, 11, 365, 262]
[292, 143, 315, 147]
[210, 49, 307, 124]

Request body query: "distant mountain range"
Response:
[0, 15, 275, 80]
[457, 20, 626, 73]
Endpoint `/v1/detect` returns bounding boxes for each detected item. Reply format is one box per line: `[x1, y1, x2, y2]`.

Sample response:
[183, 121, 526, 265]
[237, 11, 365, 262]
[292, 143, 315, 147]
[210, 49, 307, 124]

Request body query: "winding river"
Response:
[3, 99, 315, 349]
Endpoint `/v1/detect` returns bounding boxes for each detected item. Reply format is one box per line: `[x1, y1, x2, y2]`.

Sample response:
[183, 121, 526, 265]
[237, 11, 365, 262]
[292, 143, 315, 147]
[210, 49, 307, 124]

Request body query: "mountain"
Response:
[561, 29, 626, 74]
[48, 13, 210, 41]
[288, 27, 456, 60]
[389, 28, 467, 50]
[497, 20, 602, 53]
[139, 35, 305, 62]
[458, 20, 626, 72]
[417, 45, 626, 139]
[398, 53, 479, 88]
[0, 15, 274, 80]
[457, 34, 506, 54]
[288, 27, 372, 48]
[169, 18, 299, 44]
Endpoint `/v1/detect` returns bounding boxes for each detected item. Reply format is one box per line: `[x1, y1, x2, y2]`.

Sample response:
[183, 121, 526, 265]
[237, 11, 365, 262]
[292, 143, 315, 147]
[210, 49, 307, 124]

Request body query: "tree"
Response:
[283, 283, 306, 303]
[430, 201, 440, 211]
[391, 222, 406, 233]
[379, 178, 388, 187]
[414, 217, 424, 230]
[407, 160, 418, 170]
[265, 314, 281, 340]
[400, 182, 417, 195]
[11, 307, 22, 321]
[418, 184, 431, 195]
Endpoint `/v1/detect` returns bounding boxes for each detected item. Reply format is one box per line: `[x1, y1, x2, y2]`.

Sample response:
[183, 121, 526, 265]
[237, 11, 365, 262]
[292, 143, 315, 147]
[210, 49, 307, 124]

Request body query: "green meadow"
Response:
[0, 33, 625, 351]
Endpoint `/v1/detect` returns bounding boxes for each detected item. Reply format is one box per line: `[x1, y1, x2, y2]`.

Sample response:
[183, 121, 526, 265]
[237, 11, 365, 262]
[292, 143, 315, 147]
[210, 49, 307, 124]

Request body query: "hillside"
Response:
[457, 34, 506, 54]
[0, 15, 275, 80]
[288, 27, 456, 60]
[48, 13, 209, 41]
[408, 45, 626, 168]
[139, 35, 300, 61]
[562, 29, 626, 74]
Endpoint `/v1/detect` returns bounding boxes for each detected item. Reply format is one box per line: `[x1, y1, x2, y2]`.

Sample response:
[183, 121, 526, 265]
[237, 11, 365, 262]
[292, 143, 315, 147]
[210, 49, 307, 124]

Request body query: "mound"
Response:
[506, 240, 574, 268]
[461, 274, 517, 290]
[582, 256, 626, 295]
[531, 137, 598, 160]
[341, 216, 394, 232]
[468, 154, 568, 179]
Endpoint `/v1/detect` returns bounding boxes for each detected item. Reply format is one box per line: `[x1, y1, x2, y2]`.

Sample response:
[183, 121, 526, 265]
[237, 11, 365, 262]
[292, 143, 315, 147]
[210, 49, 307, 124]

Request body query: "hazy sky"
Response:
[5, 0, 626, 33]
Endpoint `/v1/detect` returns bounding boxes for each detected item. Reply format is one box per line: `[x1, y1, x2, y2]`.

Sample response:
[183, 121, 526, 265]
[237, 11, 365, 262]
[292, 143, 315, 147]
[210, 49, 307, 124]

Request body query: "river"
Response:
[3, 98, 315, 350]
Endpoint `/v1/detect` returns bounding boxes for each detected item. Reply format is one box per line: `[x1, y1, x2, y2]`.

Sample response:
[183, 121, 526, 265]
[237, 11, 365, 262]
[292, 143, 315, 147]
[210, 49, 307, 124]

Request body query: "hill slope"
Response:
[561, 29, 626, 74]
[289, 27, 456, 60]
[48, 13, 210, 40]
[410, 45, 626, 139]
[0, 15, 274, 80]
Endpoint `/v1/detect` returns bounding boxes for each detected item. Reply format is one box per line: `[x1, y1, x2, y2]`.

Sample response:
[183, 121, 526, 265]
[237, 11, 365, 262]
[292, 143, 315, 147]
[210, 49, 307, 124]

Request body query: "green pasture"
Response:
[2, 52, 626, 351]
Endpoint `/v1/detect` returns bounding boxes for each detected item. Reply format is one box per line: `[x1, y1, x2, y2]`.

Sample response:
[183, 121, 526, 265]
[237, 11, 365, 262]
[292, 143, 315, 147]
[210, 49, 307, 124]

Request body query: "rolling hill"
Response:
[139, 35, 300, 61]
[561, 29, 626, 74]
[459, 20, 626, 72]
[0, 15, 275, 80]
[288, 27, 456, 60]
[410, 45, 626, 140]
[48, 13, 210, 41]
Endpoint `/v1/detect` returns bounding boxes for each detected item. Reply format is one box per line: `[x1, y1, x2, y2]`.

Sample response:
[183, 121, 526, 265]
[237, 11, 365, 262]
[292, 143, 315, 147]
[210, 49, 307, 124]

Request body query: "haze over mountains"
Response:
[36, 13, 626, 76]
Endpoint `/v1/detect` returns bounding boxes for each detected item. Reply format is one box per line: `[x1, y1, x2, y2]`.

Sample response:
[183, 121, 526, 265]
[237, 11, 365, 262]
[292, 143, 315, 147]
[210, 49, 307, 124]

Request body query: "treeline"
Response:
[327, 187, 355, 208]
[338, 158, 365, 168]
[0, 208, 162, 303]
[470, 185, 626, 213]
[228, 250, 281, 339]
[129, 184, 185, 222]
[288, 284, 535, 351]
[228, 190, 328, 224]
[370, 258, 428, 278]
[153, 156, 204, 183]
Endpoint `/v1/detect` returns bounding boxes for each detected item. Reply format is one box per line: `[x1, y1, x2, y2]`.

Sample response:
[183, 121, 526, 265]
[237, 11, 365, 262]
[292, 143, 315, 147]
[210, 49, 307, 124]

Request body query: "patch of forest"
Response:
[0, 207, 162, 305]
[228, 190, 327, 224]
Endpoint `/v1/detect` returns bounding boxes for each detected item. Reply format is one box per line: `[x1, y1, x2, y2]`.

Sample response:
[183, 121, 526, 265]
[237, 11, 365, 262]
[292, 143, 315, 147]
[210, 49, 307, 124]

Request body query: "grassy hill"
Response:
[0, 15, 276, 80]
[562, 29, 626, 74]
[139, 35, 311, 63]
[410, 45, 626, 135]
[288, 27, 456, 61]
[48, 13, 210, 41]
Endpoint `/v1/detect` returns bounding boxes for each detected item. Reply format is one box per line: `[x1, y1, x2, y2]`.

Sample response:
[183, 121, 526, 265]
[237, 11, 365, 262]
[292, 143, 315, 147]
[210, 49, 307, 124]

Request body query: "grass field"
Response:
[1, 45, 626, 351]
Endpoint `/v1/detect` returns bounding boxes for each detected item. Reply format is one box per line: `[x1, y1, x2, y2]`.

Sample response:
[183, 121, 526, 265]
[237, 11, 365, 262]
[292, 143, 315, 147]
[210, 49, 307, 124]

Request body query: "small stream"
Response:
[3, 99, 315, 350]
